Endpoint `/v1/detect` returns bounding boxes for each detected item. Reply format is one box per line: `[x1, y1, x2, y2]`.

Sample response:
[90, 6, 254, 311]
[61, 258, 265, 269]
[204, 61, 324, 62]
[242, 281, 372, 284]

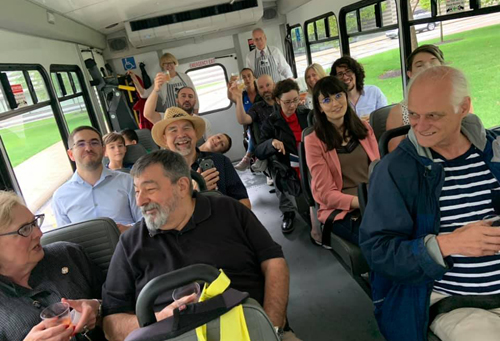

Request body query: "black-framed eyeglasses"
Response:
[0, 214, 44, 237]
[335, 69, 353, 79]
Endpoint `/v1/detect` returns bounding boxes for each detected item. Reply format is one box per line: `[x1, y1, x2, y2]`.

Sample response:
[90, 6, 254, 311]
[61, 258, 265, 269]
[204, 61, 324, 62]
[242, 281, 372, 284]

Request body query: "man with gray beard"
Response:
[101, 150, 298, 341]
[52, 126, 142, 232]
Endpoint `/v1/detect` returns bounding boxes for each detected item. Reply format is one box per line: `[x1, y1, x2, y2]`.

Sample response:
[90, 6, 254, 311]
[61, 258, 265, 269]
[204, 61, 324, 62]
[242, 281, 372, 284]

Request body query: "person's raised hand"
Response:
[154, 73, 167, 92]
[198, 167, 220, 191]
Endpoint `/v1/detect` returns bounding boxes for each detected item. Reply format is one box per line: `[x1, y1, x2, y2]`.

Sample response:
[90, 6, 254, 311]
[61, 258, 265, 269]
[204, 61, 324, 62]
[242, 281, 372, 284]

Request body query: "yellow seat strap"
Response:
[195, 270, 251, 341]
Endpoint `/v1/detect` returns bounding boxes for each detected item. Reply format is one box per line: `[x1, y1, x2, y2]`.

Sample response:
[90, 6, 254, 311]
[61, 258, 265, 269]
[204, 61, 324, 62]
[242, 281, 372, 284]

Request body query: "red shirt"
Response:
[280, 110, 302, 148]
[280, 110, 302, 178]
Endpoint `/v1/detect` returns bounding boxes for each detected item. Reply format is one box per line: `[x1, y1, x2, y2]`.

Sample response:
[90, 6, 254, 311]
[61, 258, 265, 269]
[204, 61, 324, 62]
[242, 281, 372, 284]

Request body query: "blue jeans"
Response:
[247, 129, 255, 154]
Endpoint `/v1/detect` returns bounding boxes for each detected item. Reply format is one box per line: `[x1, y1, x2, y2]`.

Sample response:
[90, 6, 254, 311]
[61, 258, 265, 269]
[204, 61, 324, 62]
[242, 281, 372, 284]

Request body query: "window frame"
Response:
[286, 23, 304, 78]
[0, 63, 71, 191]
[304, 12, 340, 66]
[185, 62, 231, 116]
[50, 64, 100, 131]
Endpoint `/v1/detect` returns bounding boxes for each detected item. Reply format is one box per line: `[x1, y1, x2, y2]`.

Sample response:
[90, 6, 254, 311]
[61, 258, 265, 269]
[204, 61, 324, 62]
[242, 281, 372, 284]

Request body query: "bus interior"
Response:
[1, 0, 499, 339]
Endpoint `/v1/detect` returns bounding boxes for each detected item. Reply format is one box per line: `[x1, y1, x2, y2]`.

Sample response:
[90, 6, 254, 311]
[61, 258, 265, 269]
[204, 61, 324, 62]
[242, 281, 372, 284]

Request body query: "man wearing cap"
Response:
[152, 107, 251, 209]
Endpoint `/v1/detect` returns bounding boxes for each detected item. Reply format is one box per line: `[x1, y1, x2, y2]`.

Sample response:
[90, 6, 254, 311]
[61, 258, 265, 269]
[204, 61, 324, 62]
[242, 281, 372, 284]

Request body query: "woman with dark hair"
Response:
[385, 44, 475, 152]
[305, 76, 379, 245]
[255, 79, 310, 233]
[330, 56, 387, 121]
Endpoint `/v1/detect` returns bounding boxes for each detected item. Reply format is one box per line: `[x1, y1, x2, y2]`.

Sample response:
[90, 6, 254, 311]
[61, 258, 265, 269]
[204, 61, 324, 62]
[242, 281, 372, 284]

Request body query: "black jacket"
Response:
[254, 105, 310, 165]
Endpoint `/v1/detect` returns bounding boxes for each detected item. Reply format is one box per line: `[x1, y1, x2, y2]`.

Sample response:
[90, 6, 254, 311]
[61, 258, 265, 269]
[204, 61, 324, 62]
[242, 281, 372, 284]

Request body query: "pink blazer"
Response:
[304, 122, 380, 223]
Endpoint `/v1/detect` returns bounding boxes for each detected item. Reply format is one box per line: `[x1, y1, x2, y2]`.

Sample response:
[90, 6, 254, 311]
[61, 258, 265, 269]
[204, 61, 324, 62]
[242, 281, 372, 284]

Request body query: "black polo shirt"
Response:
[0, 242, 103, 341]
[191, 150, 248, 201]
[101, 192, 283, 316]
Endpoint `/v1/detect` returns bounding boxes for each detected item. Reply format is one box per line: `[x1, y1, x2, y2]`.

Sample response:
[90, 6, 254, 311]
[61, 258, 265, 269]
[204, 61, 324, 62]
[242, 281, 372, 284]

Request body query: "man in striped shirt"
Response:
[360, 66, 500, 341]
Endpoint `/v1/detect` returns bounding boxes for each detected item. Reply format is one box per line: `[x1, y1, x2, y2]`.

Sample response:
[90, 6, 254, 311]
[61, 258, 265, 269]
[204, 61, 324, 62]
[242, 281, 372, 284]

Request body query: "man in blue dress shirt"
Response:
[52, 126, 142, 232]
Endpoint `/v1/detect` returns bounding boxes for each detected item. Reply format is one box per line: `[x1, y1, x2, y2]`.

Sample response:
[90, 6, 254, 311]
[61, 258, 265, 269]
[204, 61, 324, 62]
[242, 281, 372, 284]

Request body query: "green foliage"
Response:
[359, 24, 500, 128]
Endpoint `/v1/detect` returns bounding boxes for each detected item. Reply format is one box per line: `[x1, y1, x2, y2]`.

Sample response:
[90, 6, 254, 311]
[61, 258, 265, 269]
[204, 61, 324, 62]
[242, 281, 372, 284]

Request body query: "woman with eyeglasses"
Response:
[254, 79, 310, 234]
[330, 56, 387, 122]
[305, 76, 379, 246]
[128, 53, 199, 123]
[0, 191, 190, 341]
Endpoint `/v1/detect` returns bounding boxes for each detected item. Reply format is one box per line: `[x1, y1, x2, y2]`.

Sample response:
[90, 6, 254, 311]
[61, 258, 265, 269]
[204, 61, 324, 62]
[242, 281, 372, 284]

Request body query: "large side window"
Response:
[304, 13, 341, 75]
[340, 1, 403, 105]
[50, 65, 99, 133]
[406, 0, 500, 128]
[186, 64, 231, 115]
[0, 65, 72, 230]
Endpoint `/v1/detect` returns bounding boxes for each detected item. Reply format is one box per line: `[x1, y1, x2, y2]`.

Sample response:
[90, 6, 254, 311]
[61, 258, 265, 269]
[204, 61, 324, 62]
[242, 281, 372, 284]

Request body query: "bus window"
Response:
[1, 108, 72, 230]
[186, 64, 230, 114]
[2, 71, 35, 107]
[50, 66, 94, 132]
[411, 9, 500, 128]
[345, 1, 404, 105]
[290, 25, 307, 78]
[305, 13, 341, 75]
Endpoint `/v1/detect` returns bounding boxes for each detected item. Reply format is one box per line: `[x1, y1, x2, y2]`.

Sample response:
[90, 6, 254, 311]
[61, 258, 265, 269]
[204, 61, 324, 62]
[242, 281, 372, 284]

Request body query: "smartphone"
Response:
[199, 158, 215, 172]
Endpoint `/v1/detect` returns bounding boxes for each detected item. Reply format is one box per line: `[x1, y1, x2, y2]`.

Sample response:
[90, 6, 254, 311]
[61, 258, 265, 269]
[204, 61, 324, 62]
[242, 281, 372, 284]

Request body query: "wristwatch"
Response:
[274, 326, 284, 340]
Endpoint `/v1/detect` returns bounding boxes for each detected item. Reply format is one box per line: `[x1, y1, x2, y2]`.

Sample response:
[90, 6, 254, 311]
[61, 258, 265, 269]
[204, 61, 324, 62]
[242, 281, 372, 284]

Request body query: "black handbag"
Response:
[270, 156, 302, 197]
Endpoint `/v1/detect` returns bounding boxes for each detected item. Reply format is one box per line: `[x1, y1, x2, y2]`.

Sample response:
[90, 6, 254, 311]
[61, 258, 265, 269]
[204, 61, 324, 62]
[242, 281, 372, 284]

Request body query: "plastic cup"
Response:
[236, 79, 245, 91]
[40, 302, 73, 327]
[163, 70, 171, 81]
[172, 282, 201, 302]
[230, 73, 239, 82]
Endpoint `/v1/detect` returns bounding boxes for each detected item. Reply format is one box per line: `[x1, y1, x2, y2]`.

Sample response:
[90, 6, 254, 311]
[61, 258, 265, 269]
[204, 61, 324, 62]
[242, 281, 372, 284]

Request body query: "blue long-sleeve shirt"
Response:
[52, 167, 142, 227]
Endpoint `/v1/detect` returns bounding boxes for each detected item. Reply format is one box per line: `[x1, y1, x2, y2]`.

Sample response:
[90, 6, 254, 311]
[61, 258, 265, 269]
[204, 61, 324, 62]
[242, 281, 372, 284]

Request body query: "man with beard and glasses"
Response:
[144, 84, 212, 142]
[330, 56, 387, 121]
[151, 107, 251, 209]
[52, 126, 142, 232]
[102, 150, 299, 341]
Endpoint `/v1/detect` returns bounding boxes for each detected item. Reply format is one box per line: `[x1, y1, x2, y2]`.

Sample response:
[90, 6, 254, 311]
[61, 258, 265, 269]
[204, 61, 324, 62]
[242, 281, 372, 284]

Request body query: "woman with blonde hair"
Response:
[304, 63, 327, 109]
[128, 52, 199, 121]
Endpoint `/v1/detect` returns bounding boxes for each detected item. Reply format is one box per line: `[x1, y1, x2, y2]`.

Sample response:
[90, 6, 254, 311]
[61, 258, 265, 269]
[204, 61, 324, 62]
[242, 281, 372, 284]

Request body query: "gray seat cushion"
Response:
[41, 218, 120, 276]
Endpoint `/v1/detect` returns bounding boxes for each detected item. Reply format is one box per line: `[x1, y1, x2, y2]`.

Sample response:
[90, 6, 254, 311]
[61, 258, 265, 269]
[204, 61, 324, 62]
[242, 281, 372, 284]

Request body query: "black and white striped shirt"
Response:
[433, 146, 500, 296]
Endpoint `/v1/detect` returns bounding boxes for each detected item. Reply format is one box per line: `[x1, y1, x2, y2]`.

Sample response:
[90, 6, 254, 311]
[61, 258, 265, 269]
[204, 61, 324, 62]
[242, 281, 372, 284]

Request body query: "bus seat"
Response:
[369, 104, 397, 142]
[307, 110, 314, 127]
[135, 129, 160, 152]
[299, 126, 371, 297]
[40, 218, 120, 277]
[299, 127, 315, 207]
[131, 264, 279, 341]
[379, 125, 410, 158]
[123, 144, 148, 165]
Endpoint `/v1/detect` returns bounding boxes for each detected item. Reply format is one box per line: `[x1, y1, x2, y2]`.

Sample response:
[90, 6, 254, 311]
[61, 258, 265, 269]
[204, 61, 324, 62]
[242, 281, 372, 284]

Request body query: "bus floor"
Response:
[237, 170, 385, 341]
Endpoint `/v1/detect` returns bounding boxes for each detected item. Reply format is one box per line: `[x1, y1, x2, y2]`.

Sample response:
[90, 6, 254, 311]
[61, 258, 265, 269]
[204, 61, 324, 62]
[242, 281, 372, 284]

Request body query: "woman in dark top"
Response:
[255, 79, 310, 233]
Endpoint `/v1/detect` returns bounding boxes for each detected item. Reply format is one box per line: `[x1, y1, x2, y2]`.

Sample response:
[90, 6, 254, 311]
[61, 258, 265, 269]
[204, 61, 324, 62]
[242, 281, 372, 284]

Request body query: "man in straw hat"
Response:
[152, 107, 251, 209]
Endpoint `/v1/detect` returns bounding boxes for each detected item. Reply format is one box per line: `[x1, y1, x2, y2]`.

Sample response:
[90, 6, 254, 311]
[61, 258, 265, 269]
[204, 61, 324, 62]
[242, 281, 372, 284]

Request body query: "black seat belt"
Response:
[429, 293, 500, 324]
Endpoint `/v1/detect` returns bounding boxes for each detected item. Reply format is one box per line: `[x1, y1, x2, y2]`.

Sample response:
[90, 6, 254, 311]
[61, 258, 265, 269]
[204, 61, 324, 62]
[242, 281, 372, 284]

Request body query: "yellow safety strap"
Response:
[195, 270, 251, 341]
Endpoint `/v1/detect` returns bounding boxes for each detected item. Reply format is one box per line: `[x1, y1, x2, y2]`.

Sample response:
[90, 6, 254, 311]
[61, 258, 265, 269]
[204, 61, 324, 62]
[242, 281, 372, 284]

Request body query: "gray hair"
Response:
[407, 65, 470, 114]
[252, 28, 265, 36]
[131, 150, 192, 186]
[0, 191, 24, 232]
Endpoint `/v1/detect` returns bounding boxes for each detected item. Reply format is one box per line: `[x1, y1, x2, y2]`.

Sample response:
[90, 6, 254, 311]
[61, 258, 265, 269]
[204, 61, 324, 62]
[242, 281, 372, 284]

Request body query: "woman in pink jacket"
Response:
[305, 76, 379, 245]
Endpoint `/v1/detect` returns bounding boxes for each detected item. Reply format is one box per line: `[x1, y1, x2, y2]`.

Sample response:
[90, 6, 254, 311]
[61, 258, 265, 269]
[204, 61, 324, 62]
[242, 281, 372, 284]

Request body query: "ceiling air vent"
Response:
[263, 7, 277, 20]
[129, 0, 259, 32]
[108, 37, 128, 52]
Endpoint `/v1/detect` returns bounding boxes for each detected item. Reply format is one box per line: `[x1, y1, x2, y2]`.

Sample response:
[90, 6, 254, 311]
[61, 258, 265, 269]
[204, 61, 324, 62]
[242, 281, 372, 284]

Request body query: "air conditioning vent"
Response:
[263, 7, 277, 20]
[108, 37, 128, 52]
[130, 0, 259, 32]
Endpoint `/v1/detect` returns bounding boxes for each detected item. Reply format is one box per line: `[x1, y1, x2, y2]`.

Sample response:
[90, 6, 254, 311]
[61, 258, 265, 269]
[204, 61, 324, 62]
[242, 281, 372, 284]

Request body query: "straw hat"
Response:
[151, 107, 206, 149]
